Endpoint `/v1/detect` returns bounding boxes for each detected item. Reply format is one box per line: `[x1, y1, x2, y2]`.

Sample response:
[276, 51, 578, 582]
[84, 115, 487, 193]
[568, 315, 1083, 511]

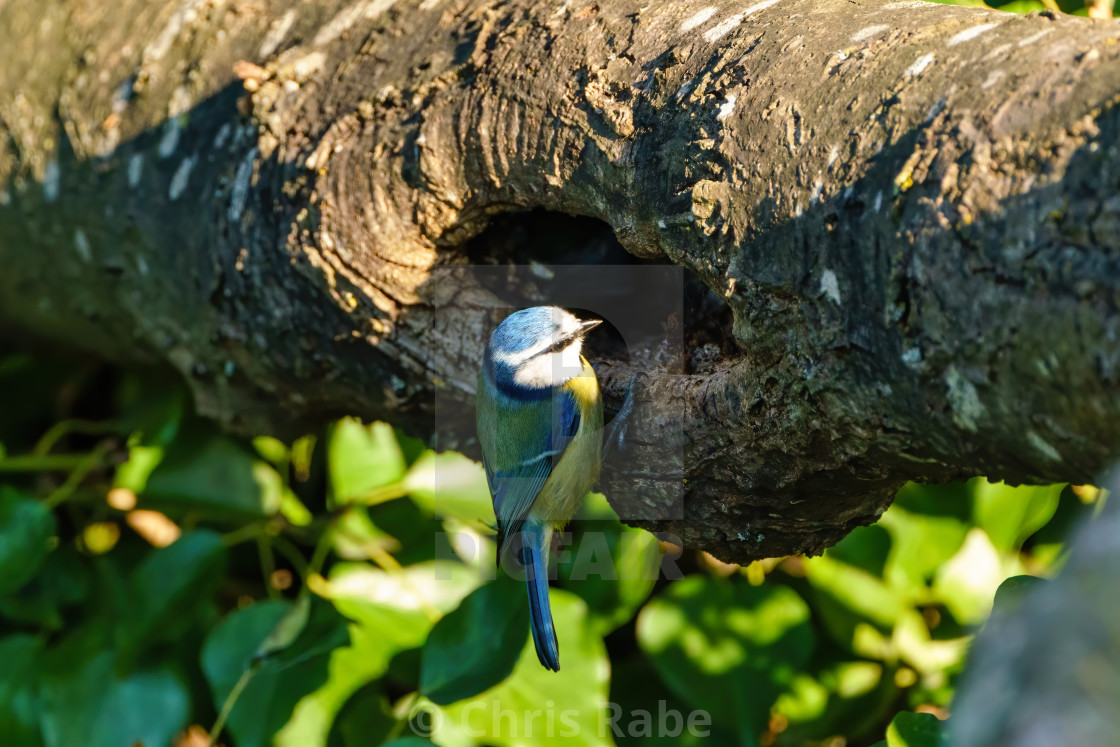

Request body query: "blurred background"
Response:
[0, 321, 1103, 747]
[1, 1, 1117, 746]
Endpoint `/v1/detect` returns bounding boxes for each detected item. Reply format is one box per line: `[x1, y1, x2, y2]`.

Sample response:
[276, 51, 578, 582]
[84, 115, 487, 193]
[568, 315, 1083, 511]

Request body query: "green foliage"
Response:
[0, 343, 1091, 747]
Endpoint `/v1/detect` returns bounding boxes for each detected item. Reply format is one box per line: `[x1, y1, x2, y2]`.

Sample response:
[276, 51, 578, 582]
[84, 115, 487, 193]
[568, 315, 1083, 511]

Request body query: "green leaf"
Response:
[329, 419, 406, 502]
[0, 635, 45, 747]
[558, 495, 661, 634]
[142, 429, 284, 517]
[40, 644, 189, 747]
[0, 486, 56, 595]
[989, 574, 1045, 619]
[0, 546, 90, 629]
[973, 480, 1063, 554]
[118, 530, 227, 667]
[202, 601, 338, 747]
[433, 592, 613, 746]
[880, 507, 968, 591]
[637, 576, 814, 740]
[271, 562, 479, 747]
[885, 711, 945, 747]
[403, 451, 495, 523]
[932, 528, 1009, 625]
[420, 574, 529, 704]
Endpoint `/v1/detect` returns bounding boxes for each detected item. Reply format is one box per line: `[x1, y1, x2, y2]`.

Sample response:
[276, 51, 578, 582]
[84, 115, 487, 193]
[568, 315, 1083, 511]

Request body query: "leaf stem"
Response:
[207, 666, 255, 747]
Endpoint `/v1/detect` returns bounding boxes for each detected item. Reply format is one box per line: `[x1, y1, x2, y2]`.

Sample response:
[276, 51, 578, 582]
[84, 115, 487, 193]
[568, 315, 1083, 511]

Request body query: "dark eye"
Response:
[550, 340, 564, 353]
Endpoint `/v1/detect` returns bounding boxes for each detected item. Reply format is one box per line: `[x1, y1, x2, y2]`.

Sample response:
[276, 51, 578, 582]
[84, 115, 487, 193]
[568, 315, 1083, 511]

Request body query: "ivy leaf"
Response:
[420, 574, 528, 705]
[0, 635, 45, 747]
[202, 600, 339, 747]
[329, 419, 406, 502]
[0, 486, 56, 595]
[638, 576, 814, 741]
[884, 711, 946, 747]
[118, 530, 227, 668]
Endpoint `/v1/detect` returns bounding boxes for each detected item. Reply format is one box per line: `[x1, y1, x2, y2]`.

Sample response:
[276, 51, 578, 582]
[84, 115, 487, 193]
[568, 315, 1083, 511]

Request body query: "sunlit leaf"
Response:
[638, 576, 813, 740]
[329, 419, 407, 502]
[433, 592, 613, 746]
[558, 494, 661, 634]
[972, 480, 1063, 554]
[275, 561, 480, 747]
[404, 451, 495, 523]
[932, 528, 1011, 625]
[0, 486, 56, 595]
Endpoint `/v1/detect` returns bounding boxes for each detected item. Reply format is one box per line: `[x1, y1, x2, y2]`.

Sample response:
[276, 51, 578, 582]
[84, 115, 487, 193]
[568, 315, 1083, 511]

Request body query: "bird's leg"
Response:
[603, 372, 640, 459]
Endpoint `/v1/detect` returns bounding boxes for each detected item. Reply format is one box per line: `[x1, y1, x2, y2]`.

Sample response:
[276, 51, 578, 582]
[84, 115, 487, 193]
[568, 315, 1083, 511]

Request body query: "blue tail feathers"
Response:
[520, 526, 560, 672]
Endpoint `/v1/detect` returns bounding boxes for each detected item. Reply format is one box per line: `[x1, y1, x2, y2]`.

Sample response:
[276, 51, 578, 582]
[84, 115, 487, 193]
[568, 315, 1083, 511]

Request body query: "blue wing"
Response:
[486, 389, 581, 559]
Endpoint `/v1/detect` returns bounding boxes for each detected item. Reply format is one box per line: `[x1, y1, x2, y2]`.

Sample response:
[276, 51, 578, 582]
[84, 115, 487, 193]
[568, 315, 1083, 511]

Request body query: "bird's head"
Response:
[485, 306, 602, 391]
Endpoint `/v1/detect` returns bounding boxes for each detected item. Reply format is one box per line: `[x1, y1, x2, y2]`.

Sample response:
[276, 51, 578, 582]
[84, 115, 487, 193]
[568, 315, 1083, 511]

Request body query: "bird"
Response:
[476, 305, 604, 671]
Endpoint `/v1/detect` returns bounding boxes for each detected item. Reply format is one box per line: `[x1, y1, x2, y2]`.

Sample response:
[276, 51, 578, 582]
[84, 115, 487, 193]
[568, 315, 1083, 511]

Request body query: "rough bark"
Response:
[2, 0, 1120, 562]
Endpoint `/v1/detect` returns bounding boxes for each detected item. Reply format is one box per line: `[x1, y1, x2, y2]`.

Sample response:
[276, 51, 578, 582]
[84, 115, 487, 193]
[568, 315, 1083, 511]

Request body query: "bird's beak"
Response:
[578, 318, 603, 336]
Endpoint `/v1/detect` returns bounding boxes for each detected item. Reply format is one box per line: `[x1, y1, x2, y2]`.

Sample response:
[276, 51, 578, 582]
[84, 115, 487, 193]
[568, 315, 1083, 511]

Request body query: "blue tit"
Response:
[476, 306, 604, 671]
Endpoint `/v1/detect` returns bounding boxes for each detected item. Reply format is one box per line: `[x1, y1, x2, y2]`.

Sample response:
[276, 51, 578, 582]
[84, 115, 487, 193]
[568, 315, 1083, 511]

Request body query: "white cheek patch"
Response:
[513, 342, 585, 389]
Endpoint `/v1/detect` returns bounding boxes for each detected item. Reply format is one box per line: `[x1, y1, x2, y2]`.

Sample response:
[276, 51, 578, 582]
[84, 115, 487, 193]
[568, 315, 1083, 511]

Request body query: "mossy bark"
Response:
[2, 0, 1120, 562]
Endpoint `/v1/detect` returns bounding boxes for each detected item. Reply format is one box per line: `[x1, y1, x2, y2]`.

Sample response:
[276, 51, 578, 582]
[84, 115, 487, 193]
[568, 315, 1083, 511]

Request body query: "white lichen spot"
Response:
[1018, 28, 1051, 47]
[810, 177, 824, 203]
[314, 0, 399, 46]
[111, 79, 133, 113]
[168, 156, 195, 200]
[657, 219, 667, 229]
[901, 347, 922, 367]
[74, 229, 92, 263]
[128, 153, 144, 187]
[982, 69, 1005, 90]
[419, 0, 443, 9]
[883, 0, 933, 8]
[288, 52, 327, 83]
[0, 190, 10, 206]
[744, 0, 783, 17]
[717, 93, 737, 121]
[944, 365, 985, 433]
[159, 120, 181, 158]
[947, 22, 999, 47]
[852, 24, 890, 42]
[906, 52, 935, 78]
[213, 122, 231, 150]
[136, 255, 149, 276]
[827, 144, 840, 167]
[1026, 430, 1062, 463]
[873, 191, 883, 213]
[676, 79, 695, 101]
[681, 7, 717, 32]
[43, 160, 61, 203]
[228, 148, 258, 222]
[820, 269, 841, 304]
[704, 14, 743, 43]
[258, 9, 297, 59]
[144, 0, 207, 63]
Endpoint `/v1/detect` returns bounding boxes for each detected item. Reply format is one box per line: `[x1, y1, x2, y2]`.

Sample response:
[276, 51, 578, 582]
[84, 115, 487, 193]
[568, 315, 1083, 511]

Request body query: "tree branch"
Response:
[2, 0, 1119, 560]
